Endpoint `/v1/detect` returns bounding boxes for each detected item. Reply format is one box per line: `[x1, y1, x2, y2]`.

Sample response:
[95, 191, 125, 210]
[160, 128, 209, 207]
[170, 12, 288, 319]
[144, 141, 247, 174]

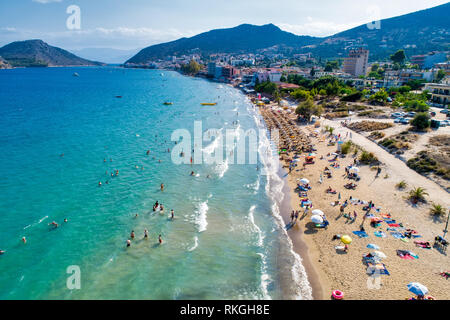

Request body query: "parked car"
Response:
[394, 118, 401, 123]
[400, 118, 410, 124]
[440, 109, 448, 114]
[407, 112, 416, 117]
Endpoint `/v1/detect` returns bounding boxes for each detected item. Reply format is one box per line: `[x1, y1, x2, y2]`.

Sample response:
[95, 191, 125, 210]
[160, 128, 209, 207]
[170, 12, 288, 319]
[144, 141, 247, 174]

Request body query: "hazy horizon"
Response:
[1, 0, 449, 53]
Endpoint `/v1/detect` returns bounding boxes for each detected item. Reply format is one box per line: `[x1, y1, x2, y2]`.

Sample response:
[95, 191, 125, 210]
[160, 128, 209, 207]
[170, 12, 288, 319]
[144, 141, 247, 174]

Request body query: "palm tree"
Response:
[408, 187, 428, 203]
[430, 203, 445, 217]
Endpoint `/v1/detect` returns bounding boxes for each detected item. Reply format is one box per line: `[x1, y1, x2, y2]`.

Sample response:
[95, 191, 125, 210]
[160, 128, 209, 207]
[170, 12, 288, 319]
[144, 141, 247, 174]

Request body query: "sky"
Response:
[0, 0, 449, 51]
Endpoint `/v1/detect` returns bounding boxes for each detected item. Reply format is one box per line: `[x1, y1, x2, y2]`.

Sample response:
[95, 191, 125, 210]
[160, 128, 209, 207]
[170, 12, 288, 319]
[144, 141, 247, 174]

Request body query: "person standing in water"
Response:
[171, 209, 174, 220]
[126, 239, 131, 247]
[158, 234, 163, 244]
[161, 183, 164, 191]
[144, 229, 148, 239]
[22, 237, 26, 244]
[130, 230, 135, 239]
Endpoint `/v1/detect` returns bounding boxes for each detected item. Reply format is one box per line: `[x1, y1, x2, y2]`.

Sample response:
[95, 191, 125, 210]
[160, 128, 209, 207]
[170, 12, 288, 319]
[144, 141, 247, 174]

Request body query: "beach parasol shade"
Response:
[312, 209, 324, 216]
[311, 215, 323, 224]
[372, 251, 387, 259]
[349, 167, 360, 173]
[341, 235, 352, 244]
[299, 178, 309, 185]
[407, 282, 428, 296]
[367, 244, 380, 250]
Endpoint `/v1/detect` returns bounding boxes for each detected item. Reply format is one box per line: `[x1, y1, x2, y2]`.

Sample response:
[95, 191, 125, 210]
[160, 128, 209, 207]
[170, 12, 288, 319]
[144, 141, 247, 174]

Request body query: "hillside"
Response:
[0, 56, 12, 69]
[0, 40, 104, 67]
[126, 3, 450, 64]
[313, 2, 450, 60]
[126, 23, 320, 64]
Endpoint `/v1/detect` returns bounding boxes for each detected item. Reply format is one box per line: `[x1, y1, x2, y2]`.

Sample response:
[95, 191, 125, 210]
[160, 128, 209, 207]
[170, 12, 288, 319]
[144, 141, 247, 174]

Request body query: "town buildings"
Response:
[342, 48, 369, 77]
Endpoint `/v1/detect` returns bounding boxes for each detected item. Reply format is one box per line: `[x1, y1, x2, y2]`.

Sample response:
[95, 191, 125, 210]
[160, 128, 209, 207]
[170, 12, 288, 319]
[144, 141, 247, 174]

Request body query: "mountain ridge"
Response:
[126, 2, 450, 64]
[0, 39, 105, 67]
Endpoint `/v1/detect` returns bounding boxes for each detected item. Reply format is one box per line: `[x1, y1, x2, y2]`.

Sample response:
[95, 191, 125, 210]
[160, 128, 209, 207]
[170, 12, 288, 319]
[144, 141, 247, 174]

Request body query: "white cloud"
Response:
[32, 0, 62, 3]
[278, 18, 364, 37]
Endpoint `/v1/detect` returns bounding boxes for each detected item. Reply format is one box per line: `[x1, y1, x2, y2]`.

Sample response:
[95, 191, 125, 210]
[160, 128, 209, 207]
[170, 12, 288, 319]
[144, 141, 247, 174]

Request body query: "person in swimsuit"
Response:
[126, 239, 131, 247]
[161, 183, 164, 191]
[144, 229, 148, 239]
[171, 209, 174, 220]
[158, 234, 163, 244]
[130, 230, 135, 239]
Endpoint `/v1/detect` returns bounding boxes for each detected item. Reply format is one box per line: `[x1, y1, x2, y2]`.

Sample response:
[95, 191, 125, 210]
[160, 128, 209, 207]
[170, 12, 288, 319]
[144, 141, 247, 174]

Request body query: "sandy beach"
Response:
[258, 103, 450, 300]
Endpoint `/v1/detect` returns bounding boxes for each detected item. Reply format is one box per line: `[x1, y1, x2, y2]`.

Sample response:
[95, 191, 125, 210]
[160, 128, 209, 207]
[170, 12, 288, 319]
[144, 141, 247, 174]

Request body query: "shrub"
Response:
[410, 113, 430, 131]
[359, 151, 379, 165]
[341, 141, 353, 154]
[396, 180, 407, 190]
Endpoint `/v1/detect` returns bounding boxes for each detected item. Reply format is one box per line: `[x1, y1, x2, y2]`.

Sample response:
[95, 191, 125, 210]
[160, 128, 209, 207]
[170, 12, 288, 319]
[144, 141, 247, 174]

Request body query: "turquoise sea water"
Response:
[0, 67, 312, 300]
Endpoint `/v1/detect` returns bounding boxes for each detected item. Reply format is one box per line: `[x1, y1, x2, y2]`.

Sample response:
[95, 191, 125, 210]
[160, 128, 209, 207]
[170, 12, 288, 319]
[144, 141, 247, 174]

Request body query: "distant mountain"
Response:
[0, 40, 104, 67]
[127, 3, 450, 64]
[126, 23, 320, 64]
[72, 47, 140, 64]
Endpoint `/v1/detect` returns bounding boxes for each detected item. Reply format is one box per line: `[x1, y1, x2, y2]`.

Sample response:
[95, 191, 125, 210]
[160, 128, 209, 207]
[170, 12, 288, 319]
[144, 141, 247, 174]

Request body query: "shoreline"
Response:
[276, 165, 328, 300]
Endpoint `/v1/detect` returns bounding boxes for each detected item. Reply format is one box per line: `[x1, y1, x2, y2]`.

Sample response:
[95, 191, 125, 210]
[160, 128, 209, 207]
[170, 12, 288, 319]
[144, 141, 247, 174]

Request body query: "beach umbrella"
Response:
[311, 215, 323, 224]
[373, 251, 387, 259]
[349, 167, 360, 173]
[312, 209, 324, 216]
[407, 282, 428, 296]
[367, 244, 380, 250]
[341, 235, 352, 244]
[299, 178, 309, 185]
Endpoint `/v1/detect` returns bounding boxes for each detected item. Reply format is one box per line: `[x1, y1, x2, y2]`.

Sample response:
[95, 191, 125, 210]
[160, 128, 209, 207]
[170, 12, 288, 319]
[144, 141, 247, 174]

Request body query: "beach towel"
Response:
[388, 223, 401, 227]
[384, 219, 396, 224]
[366, 263, 390, 276]
[381, 213, 392, 219]
[397, 250, 418, 259]
[390, 232, 405, 239]
[414, 241, 431, 249]
[374, 231, 386, 238]
[439, 272, 450, 280]
[353, 231, 369, 238]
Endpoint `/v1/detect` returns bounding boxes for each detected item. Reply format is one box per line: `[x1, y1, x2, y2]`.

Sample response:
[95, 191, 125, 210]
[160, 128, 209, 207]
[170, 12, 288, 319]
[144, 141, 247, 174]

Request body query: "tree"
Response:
[369, 89, 388, 105]
[310, 67, 315, 77]
[410, 113, 430, 131]
[181, 59, 201, 75]
[290, 89, 311, 101]
[390, 50, 406, 65]
[408, 187, 428, 203]
[435, 69, 446, 82]
[295, 97, 323, 122]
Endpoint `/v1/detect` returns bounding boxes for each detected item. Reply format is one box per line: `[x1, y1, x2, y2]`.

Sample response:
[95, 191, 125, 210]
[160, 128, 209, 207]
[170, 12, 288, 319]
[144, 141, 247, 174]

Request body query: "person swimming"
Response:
[64, 218, 68, 223]
[190, 171, 195, 176]
[98, 181, 102, 186]
[49, 221, 58, 228]
[153, 201, 159, 211]
[161, 183, 164, 191]
[146, 150, 150, 155]
[22, 237, 26, 244]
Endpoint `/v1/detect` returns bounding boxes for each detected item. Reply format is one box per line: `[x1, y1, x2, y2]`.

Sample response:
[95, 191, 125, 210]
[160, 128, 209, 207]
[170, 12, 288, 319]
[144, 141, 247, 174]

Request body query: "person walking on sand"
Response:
[376, 167, 381, 178]
[290, 210, 295, 223]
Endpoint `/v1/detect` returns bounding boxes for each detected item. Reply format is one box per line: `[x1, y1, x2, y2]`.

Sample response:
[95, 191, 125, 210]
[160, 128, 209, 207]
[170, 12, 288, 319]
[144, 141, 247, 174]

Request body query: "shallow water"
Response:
[0, 67, 312, 299]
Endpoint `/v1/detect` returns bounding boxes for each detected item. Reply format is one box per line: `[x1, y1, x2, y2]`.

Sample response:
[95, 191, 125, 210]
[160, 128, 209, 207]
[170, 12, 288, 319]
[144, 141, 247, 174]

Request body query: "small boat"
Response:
[163, 102, 173, 105]
[72, 72, 79, 77]
[201, 102, 217, 106]
[115, 95, 122, 98]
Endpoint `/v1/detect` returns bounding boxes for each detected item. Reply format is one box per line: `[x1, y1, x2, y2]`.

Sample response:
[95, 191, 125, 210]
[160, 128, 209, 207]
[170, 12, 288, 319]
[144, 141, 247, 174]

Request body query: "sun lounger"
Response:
[390, 232, 405, 239]
[388, 223, 401, 227]
[353, 231, 369, 238]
